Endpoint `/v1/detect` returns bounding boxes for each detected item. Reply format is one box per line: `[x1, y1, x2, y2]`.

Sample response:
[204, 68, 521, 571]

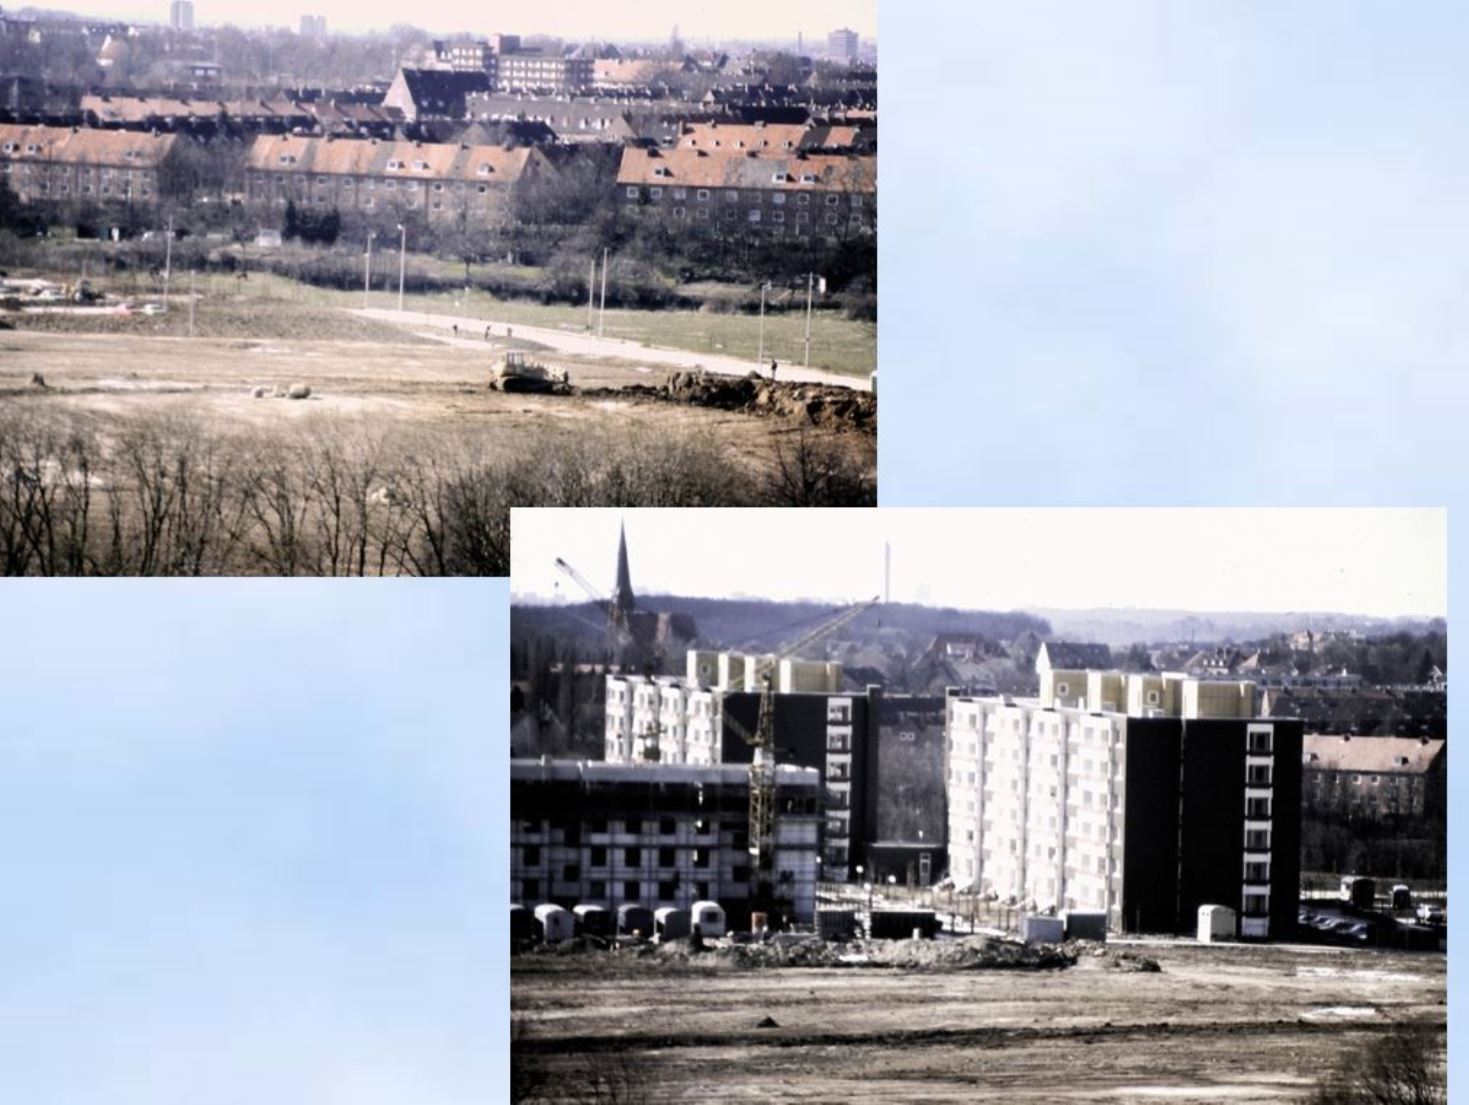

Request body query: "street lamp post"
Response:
[163, 212, 173, 313]
[756, 281, 770, 367]
[803, 271, 814, 367]
[364, 231, 375, 310]
[396, 223, 406, 313]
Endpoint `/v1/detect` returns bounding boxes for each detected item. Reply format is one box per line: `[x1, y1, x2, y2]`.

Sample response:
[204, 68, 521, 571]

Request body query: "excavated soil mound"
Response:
[595, 371, 875, 433]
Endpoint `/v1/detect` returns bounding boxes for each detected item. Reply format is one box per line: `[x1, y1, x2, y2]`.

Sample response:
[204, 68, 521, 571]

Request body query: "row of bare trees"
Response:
[0, 408, 872, 576]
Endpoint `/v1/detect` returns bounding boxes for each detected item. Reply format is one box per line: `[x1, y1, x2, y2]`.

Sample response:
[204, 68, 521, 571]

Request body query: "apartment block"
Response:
[617, 147, 875, 239]
[947, 671, 1302, 938]
[243, 134, 551, 226]
[510, 759, 821, 927]
[0, 124, 180, 205]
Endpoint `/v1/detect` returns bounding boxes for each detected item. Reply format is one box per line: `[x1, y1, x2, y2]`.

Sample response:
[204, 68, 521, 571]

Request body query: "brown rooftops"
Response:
[616, 146, 874, 192]
[0, 123, 178, 167]
[244, 134, 545, 184]
[1302, 734, 1445, 775]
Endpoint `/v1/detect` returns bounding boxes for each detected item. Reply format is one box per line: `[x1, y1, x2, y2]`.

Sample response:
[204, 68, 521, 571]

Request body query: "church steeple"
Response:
[611, 522, 635, 613]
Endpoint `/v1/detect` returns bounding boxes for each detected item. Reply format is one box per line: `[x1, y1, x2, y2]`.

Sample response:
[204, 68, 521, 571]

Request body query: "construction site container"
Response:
[510, 904, 535, 946]
[534, 903, 575, 944]
[573, 904, 614, 938]
[1391, 885, 1412, 911]
[655, 907, 690, 940]
[1019, 915, 1065, 945]
[817, 910, 859, 941]
[1063, 912, 1108, 942]
[1197, 904, 1236, 943]
[618, 905, 655, 937]
[1341, 877, 1375, 910]
[870, 910, 940, 940]
[691, 900, 727, 938]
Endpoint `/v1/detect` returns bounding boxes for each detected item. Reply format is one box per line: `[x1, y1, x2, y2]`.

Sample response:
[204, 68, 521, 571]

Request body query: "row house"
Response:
[0, 123, 180, 204]
[616, 146, 876, 238]
[1302, 735, 1446, 822]
[243, 134, 553, 226]
[676, 120, 868, 154]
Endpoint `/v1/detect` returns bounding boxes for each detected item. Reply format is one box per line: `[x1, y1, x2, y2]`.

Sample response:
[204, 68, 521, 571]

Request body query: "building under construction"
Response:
[510, 759, 821, 928]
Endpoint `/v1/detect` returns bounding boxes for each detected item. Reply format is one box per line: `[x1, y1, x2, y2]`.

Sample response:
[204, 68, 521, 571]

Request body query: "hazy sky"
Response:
[0, 581, 506, 1105]
[510, 508, 1446, 618]
[30, 0, 875, 40]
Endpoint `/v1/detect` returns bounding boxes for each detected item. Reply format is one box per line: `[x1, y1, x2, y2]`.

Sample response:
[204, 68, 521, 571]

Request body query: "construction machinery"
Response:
[723, 596, 881, 926]
[489, 349, 570, 393]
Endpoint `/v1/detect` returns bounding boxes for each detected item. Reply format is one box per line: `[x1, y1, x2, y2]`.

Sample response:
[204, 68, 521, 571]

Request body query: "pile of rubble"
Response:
[608, 371, 875, 432]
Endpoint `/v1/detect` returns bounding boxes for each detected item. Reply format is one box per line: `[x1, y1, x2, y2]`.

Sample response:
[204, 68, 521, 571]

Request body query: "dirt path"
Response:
[351, 308, 872, 391]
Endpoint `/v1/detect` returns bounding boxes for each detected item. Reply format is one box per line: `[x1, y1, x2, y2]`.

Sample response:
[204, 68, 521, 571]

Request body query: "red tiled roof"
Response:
[616, 147, 875, 192]
[0, 123, 178, 167]
[678, 121, 863, 153]
[1302, 735, 1444, 775]
[244, 134, 547, 184]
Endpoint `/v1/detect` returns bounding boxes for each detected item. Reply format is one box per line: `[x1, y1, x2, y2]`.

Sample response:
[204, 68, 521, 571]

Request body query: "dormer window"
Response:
[25, 144, 39, 154]
[800, 173, 817, 183]
[652, 165, 670, 177]
[386, 159, 403, 170]
[412, 159, 428, 171]
[477, 163, 493, 175]
[771, 172, 787, 183]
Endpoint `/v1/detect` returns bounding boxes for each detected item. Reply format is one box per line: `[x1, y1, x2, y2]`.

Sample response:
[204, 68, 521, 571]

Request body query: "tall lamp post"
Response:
[364, 230, 375, 310]
[756, 280, 771, 367]
[396, 222, 406, 313]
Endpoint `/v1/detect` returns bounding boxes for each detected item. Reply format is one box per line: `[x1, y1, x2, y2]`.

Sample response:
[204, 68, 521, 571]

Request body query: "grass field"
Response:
[4, 263, 877, 376]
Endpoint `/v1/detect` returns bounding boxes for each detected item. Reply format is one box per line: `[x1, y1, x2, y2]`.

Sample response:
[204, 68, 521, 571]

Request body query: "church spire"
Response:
[611, 521, 635, 612]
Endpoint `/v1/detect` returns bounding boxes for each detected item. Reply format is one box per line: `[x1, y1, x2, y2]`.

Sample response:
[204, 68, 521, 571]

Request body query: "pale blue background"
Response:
[0, 581, 507, 1104]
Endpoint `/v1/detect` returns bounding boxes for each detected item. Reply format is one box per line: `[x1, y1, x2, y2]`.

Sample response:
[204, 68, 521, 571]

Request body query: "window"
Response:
[624, 847, 640, 864]
[649, 187, 663, 198]
[625, 818, 641, 833]
[1244, 861, 1270, 883]
[523, 877, 539, 898]
[659, 817, 676, 835]
[658, 880, 677, 900]
[1243, 893, 1269, 916]
[748, 209, 761, 222]
[386, 159, 402, 170]
[1247, 730, 1273, 754]
[626, 185, 639, 198]
[588, 880, 606, 898]
[412, 160, 428, 171]
[693, 848, 710, 868]
[672, 187, 686, 200]
[852, 195, 863, 207]
[826, 194, 840, 206]
[522, 845, 540, 865]
[1245, 827, 1271, 851]
[562, 864, 580, 881]
[771, 192, 786, 205]
[673, 206, 685, 218]
[696, 189, 709, 201]
[732, 865, 750, 883]
[590, 846, 607, 866]
[432, 183, 443, 192]
[624, 880, 640, 898]
[658, 847, 676, 867]
[1246, 763, 1272, 786]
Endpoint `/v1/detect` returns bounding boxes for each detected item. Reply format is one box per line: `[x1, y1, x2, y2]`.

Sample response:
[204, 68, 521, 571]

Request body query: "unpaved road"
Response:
[512, 940, 1445, 1103]
[354, 307, 872, 391]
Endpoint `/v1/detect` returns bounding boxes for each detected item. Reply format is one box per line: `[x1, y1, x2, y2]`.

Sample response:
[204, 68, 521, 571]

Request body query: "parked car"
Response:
[1416, 903, 1445, 925]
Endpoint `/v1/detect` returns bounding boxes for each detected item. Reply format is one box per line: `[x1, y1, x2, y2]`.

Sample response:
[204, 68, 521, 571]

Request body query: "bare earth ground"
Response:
[511, 941, 1445, 1104]
[0, 314, 844, 475]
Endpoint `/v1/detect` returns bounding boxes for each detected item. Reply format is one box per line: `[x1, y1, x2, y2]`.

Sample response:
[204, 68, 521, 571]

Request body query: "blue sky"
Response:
[0, 581, 506, 1104]
[881, 0, 1467, 503]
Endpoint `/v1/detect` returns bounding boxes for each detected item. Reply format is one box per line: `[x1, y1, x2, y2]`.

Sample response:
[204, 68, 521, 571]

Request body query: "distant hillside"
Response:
[511, 596, 1050, 657]
[1032, 608, 1447, 647]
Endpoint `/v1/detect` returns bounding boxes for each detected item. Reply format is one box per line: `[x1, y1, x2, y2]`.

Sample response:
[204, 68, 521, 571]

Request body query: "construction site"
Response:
[0, 278, 875, 576]
[509, 518, 1448, 1104]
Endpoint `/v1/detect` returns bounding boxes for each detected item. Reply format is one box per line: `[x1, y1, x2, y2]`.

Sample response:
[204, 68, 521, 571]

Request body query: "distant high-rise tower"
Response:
[827, 27, 858, 61]
[610, 522, 635, 615]
[169, 0, 194, 32]
[299, 13, 327, 39]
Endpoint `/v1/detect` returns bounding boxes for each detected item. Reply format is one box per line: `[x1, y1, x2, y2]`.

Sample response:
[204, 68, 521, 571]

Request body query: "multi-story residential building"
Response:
[1302, 734, 1446, 821]
[243, 134, 552, 226]
[947, 671, 1303, 939]
[381, 68, 493, 122]
[496, 51, 593, 94]
[606, 653, 946, 883]
[169, 0, 193, 32]
[0, 124, 181, 205]
[510, 759, 821, 927]
[447, 40, 494, 75]
[617, 147, 876, 239]
[827, 27, 859, 60]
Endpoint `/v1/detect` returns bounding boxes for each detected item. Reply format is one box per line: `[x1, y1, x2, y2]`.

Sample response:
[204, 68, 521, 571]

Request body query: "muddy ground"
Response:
[511, 939, 1445, 1103]
[0, 318, 872, 477]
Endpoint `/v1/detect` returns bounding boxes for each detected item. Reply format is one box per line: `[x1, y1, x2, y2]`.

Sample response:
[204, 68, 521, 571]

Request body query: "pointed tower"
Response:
[610, 522, 635, 615]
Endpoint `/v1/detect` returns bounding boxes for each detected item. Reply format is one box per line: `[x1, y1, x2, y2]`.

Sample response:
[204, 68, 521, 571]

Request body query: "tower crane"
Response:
[721, 596, 881, 925]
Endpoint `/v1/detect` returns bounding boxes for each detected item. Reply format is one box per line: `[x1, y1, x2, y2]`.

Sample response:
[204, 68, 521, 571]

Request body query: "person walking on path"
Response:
[770, 359, 778, 381]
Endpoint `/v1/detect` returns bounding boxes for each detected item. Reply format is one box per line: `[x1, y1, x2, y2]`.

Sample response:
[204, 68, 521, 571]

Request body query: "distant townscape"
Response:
[0, 11, 878, 576]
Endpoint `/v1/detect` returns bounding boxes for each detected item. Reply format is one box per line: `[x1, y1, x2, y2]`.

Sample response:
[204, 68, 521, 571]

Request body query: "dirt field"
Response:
[511, 939, 1446, 1103]
[0, 299, 873, 574]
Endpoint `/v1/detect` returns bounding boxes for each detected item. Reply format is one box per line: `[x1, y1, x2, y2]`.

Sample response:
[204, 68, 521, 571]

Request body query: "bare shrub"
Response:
[762, 426, 876, 507]
[1306, 1022, 1446, 1105]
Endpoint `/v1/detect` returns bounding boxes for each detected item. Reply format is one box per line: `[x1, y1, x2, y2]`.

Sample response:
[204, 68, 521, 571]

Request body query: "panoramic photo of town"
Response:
[0, 4, 876, 575]
[509, 507, 1447, 1103]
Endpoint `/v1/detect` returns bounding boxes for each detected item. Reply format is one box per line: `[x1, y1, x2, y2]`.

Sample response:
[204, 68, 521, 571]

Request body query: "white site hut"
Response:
[654, 907, 690, 940]
[1197, 904, 1237, 943]
[573, 904, 614, 938]
[690, 900, 727, 938]
[534, 903, 575, 944]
